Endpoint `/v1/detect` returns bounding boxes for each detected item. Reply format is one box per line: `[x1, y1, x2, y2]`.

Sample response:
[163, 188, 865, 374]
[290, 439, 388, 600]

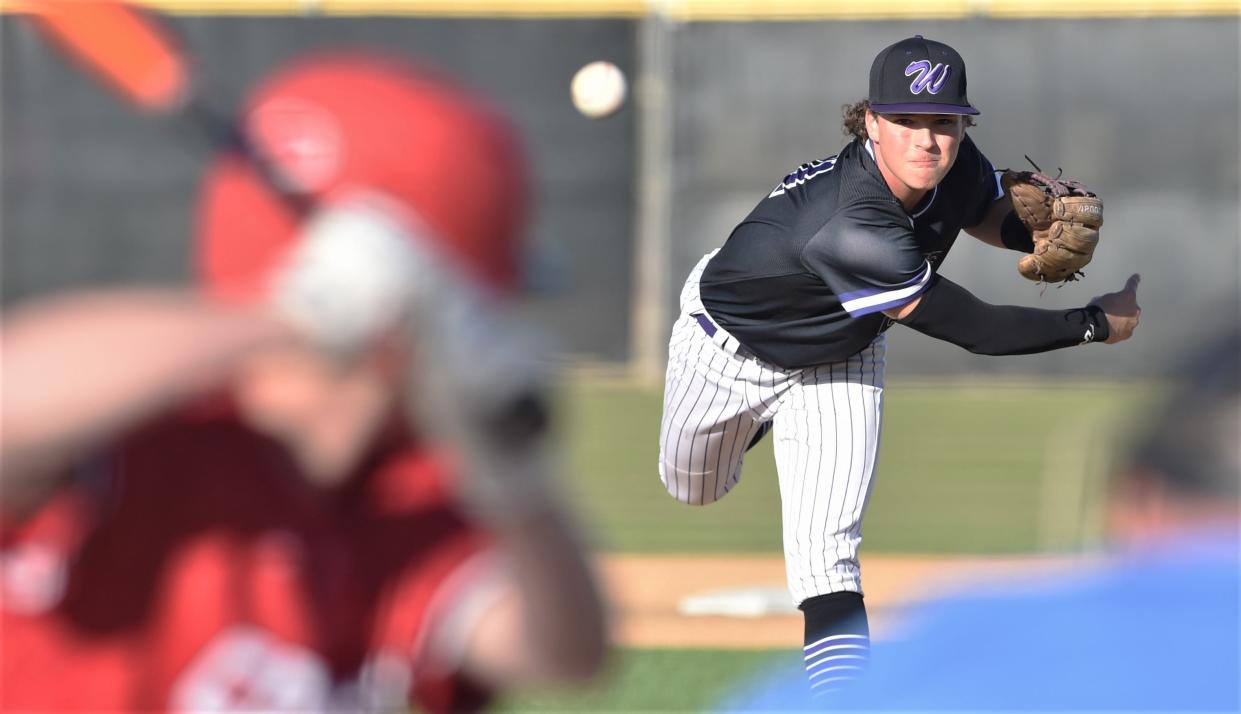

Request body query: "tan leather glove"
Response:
[1002, 170, 1104, 283]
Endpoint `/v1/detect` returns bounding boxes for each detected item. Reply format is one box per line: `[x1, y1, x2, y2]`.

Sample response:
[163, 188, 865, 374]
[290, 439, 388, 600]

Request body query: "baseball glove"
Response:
[1001, 169, 1104, 283]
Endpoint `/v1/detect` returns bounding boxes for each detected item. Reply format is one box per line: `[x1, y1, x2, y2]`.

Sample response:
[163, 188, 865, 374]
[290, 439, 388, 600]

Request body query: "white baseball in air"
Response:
[571, 61, 627, 119]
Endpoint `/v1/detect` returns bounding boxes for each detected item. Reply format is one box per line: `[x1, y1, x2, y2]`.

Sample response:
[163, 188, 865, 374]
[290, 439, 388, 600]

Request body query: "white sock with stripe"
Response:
[803, 632, 869, 697]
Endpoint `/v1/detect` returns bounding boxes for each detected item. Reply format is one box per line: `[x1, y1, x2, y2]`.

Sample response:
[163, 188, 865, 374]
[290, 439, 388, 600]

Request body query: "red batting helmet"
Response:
[195, 54, 528, 301]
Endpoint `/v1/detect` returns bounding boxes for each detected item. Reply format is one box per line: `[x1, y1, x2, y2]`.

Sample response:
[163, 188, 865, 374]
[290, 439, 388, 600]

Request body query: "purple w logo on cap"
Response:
[905, 60, 951, 95]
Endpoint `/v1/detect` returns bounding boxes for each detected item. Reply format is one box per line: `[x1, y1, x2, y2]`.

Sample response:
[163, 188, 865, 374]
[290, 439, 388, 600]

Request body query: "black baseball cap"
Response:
[868, 36, 979, 115]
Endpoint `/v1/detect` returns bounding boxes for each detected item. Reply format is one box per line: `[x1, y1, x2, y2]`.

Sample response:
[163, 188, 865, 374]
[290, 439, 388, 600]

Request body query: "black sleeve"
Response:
[802, 202, 932, 318]
[899, 274, 1109, 355]
[1000, 211, 1035, 253]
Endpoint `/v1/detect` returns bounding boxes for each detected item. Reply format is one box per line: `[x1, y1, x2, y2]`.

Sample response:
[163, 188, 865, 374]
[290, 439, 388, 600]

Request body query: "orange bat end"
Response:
[23, 0, 187, 112]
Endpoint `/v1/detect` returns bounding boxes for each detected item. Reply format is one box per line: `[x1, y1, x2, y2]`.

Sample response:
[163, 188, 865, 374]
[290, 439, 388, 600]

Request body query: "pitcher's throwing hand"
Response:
[1091, 273, 1142, 344]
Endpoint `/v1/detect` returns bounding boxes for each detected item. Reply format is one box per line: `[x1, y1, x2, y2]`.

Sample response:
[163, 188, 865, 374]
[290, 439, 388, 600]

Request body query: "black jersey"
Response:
[699, 135, 1002, 369]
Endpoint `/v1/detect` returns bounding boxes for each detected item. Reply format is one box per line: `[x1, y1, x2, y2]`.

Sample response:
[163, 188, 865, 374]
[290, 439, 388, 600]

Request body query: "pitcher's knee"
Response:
[659, 460, 730, 506]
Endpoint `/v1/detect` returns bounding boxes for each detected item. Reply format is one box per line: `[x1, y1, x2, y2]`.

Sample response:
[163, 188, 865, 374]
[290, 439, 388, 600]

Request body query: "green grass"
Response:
[496, 648, 788, 713]
[496, 381, 1161, 713]
[559, 379, 1159, 554]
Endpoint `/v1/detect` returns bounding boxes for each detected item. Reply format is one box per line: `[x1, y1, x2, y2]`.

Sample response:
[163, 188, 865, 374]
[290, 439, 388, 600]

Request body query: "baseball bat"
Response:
[20, 0, 311, 213]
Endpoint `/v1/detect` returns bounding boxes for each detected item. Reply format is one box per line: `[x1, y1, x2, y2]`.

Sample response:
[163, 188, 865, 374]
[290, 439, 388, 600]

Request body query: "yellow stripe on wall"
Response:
[985, 0, 1240, 16]
[6, 0, 1236, 18]
[665, 0, 975, 20]
[129, 0, 647, 16]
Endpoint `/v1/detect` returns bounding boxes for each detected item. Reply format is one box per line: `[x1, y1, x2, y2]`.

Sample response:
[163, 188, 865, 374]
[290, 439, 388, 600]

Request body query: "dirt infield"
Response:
[599, 554, 1094, 648]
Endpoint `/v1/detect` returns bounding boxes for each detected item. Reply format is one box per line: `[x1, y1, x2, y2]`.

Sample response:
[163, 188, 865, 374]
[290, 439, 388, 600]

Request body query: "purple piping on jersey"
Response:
[838, 264, 929, 303]
[839, 263, 934, 318]
[845, 290, 929, 318]
[868, 101, 979, 116]
[990, 170, 1005, 200]
[910, 184, 939, 219]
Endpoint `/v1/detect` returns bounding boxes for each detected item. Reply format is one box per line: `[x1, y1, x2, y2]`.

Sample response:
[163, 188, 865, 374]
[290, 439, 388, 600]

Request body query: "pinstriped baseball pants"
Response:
[659, 251, 886, 606]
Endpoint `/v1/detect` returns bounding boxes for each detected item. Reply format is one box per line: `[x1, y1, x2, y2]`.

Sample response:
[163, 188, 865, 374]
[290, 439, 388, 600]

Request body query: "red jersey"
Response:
[0, 409, 497, 712]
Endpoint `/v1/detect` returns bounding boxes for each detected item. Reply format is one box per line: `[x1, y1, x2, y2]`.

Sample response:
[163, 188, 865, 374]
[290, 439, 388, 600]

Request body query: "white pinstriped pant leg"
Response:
[658, 253, 794, 505]
[659, 252, 888, 606]
[773, 336, 886, 605]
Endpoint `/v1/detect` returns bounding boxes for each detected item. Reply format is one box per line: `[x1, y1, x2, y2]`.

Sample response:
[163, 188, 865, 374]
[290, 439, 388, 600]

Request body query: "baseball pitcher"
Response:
[657, 35, 1140, 696]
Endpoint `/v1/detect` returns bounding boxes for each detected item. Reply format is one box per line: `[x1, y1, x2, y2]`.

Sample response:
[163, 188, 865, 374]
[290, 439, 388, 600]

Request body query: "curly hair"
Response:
[841, 99, 976, 141]
[842, 99, 871, 141]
